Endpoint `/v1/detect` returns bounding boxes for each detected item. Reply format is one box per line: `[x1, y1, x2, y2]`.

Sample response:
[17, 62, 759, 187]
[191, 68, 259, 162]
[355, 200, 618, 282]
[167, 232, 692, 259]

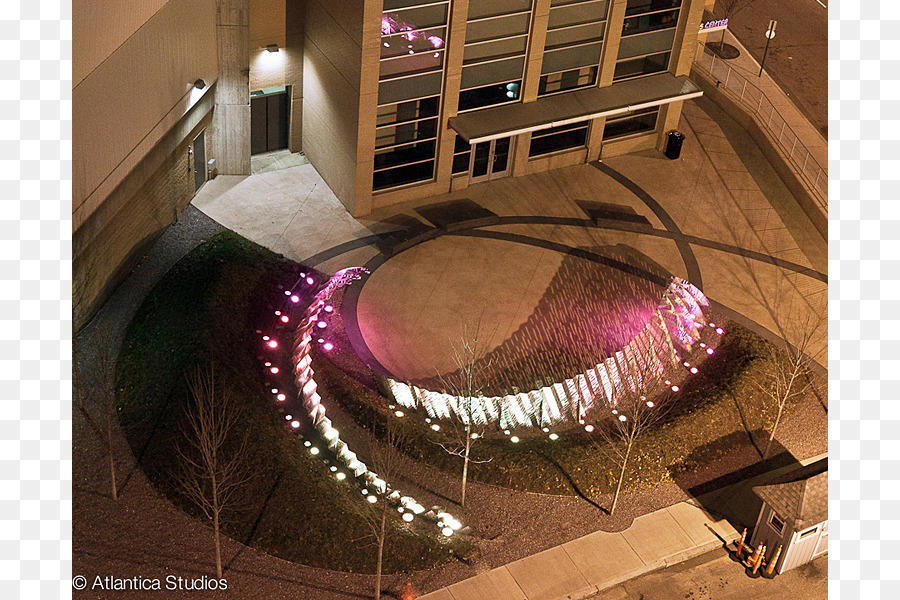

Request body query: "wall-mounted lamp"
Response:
[266, 44, 279, 53]
[193, 79, 206, 89]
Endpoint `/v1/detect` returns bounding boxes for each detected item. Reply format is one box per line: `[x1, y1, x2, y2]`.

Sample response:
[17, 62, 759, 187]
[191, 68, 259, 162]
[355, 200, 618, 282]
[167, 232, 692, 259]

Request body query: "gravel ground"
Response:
[73, 206, 827, 599]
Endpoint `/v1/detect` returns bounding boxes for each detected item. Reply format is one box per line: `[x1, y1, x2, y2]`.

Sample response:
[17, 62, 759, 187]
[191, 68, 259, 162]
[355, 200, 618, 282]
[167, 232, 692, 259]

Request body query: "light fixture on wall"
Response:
[266, 44, 279, 53]
[193, 79, 206, 89]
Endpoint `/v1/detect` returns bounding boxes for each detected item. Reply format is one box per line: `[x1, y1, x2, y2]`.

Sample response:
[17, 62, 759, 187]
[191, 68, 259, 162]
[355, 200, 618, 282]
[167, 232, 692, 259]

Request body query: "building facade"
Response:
[73, 0, 711, 327]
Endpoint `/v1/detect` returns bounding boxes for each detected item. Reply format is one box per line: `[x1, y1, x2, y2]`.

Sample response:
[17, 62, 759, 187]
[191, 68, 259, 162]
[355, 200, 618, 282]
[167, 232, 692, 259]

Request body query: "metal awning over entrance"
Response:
[448, 73, 703, 145]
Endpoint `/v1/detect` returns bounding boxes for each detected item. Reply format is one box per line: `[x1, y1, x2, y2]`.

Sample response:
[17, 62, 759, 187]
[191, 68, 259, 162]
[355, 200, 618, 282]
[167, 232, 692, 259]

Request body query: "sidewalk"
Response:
[692, 29, 827, 224]
[419, 502, 738, 600]
[418, 453, 827, 600]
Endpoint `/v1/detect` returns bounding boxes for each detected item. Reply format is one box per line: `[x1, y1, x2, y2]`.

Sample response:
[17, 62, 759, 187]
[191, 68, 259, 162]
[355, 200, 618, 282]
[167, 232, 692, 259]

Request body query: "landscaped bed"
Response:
[115, 231, 469, 574]
[116, 230, 809, 573]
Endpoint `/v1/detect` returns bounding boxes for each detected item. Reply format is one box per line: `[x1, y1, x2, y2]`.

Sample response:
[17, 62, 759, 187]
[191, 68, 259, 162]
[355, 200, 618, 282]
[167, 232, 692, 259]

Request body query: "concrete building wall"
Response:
[301, 0, 367, 214]
[73, 0, 219, 329]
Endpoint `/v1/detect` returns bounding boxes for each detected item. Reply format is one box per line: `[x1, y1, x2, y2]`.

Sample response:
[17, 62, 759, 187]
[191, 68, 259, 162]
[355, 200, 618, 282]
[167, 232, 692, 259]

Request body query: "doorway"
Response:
[250, 86, 290, 155]
[192, 129, 206, 192]
[469, 136, 514, 184]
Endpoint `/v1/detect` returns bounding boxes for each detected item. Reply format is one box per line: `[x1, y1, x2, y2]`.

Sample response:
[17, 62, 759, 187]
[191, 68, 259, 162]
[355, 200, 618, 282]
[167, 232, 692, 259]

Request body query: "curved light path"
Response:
[280, 267, 463, 537]
[383, 277, 724, 431]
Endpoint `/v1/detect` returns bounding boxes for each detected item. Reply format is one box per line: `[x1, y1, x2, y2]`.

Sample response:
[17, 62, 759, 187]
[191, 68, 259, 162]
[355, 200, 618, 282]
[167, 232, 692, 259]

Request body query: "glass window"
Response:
[452, 135, 472, 174]
[381, 26, 447, 60]
[545, 22, 605, 50]
[458, 81, 521, 112]
[375, 118, 438, 150]
[617, 28, 677, 60]
[539, 66, 597, 95]
[529, 122, 589, 157]
[463, 36, 529, 64]
[624, 0, 681, 17]
[467, 0, 533, 21]
[374, 139, 437, 171]
[548, 0, 609, 29]
[541, 43, 603, 74]
[613, 52, 670, 81]
[622, 10, 679, 36]
[373, 160, 435, 191]
[461, 58, 527, 90]
[383, 4, 449, 31]
[376, 96, 439, 128]
[466, 12, 532, 43]
[602, 106, 659, 139]
[768, 512, 786, 535]
[380, 50, 445, 79]
[378, 71, 443, 105]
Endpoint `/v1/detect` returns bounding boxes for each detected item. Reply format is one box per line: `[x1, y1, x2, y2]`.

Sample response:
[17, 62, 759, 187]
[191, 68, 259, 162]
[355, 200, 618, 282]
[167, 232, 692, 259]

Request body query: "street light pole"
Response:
[759, 19, 777, 77]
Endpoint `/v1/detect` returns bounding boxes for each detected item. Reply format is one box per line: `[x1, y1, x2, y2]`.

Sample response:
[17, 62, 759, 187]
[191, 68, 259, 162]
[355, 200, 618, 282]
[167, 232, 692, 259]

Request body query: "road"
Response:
[712, 0, 828, 137]
[588, 549, 827, 600]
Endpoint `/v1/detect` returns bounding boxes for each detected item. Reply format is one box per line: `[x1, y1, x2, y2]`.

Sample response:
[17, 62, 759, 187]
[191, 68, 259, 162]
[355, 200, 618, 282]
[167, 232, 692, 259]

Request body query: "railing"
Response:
[693, 43, 828, 213]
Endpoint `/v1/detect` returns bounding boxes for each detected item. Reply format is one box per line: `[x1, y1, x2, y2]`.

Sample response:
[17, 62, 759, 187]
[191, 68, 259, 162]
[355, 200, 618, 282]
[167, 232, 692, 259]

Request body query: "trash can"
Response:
[665, 130, 685, 160]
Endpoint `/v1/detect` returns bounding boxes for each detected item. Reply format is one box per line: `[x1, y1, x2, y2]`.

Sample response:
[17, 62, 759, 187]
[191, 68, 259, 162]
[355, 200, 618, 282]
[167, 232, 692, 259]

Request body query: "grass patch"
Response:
[115, 231, 467, 573]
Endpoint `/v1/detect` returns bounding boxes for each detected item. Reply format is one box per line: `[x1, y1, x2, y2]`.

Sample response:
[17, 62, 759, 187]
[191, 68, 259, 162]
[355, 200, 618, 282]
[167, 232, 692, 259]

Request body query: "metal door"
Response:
[192, 129, 206, 192]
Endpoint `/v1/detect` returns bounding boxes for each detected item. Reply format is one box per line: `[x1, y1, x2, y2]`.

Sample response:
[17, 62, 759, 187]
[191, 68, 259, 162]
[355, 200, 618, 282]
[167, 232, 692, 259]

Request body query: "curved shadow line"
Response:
[592, 161, 704, 288]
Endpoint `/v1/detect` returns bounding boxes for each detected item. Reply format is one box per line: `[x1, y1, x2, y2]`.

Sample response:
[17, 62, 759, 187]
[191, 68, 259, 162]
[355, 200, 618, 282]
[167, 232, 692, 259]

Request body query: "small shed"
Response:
[749, 458, 827, 574]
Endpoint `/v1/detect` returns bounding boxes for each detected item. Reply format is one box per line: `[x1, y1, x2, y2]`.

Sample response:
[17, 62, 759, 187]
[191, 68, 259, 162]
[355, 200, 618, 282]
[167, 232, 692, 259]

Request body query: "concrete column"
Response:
[435, 0, 470, 190]
[522, 0, 552, 103]
[598, 0, 627, 87]
[212, 0, 251, 175]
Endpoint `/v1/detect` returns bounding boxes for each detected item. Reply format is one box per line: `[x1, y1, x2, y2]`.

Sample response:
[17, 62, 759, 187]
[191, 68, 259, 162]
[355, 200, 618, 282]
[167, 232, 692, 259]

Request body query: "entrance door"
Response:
[469, 136, 514, 184]
[250, 87, 290, 154]
[192, 129, 206, 192]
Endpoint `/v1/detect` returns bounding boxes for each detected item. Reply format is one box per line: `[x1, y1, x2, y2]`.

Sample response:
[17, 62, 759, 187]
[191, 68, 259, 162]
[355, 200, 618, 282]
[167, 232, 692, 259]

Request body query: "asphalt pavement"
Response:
[712, 0, 828, 136]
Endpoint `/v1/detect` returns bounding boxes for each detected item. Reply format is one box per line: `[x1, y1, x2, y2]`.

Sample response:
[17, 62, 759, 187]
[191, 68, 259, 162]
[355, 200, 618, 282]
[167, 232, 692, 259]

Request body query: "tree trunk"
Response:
[611, 444, 632, 516]
[461, 424, 471, 508]
[375, 507, 387, 600]
[106, 406, 118, 501]
[212, 478, 223, 579]
[764, 401, 786, 458]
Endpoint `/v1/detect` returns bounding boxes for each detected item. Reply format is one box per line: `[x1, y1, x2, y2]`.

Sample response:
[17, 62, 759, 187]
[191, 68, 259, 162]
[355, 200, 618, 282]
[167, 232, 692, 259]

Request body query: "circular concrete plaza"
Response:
[355, 233, 670, 395]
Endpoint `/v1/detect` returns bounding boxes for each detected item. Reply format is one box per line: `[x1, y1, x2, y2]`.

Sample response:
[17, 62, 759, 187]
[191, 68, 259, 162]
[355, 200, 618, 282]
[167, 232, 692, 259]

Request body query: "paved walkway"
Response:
[417, 452, 827, 600]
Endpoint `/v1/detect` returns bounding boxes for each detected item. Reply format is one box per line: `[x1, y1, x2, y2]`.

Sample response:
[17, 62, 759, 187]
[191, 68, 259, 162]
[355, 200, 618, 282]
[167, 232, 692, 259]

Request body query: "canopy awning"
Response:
[448, 73, 703, 144]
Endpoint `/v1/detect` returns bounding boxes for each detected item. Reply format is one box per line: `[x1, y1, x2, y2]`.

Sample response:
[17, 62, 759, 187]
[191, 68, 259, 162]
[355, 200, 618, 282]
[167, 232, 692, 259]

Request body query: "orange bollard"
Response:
[766, 545, 783, 575]
[735, 528, 747, 558]
[752, 545, 766, 575]
[747, 543, 763, 567]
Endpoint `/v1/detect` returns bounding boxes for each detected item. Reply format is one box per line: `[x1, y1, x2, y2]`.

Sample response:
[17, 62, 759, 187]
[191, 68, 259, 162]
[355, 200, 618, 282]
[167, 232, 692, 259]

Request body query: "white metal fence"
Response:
[693, 44, 827, 212]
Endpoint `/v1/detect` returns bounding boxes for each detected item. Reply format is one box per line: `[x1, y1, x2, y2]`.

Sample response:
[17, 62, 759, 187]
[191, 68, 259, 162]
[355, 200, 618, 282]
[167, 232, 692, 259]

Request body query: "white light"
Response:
[646, 401, 655, 408]
[584, 425, 595, 433]
[690, 367, 698, 374]
[277, 393, 286, 401]
[470, 433, 479, 439]
[542, 427, 549, 433]
[442, 527, 453, 537]
[367, 495, 378, 504]
[304, 440, 311, 447]
[291, 420, 300, 428]
[402, 512, 414, 522]
[431, 424, 440, 431]
[310, 447, 320, 455]
[618, 415, 627, 422]
[330, 466, 337, 472]
[549, 433, 559, 441]
[503, 430, 510, 435]
[394, 410, 405, 418]
[671, 385, 680, 392]
[336, 472, 346, 481]
[510, 436, 520, 443]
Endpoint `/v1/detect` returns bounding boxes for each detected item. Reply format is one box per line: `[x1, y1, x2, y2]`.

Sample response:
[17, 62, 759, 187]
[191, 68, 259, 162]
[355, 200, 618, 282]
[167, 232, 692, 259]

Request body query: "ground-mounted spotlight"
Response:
[291, 420, 300, 428]
[336, 472, 346, 481]
[402, 512, 414, 522]
[549, 433, 559, 441]
[584, 425, 595, 433]
[291, 295, 299, 303]
[310, 447, 320, 455]
[690, 367, 698, 374]
[510, 436, 520, 443]
[277, 393, 286, 401]
[323, 342, 335, 352]
[367, 495, 378, 504]
[431, 424, 440, 431]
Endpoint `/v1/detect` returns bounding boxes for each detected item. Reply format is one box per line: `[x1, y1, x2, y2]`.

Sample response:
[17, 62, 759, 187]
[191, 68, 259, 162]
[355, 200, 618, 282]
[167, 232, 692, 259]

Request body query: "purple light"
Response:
[434, 52, 439, 58]
[284, 290, 291, 296]
[291, 295, 300, 303]
[270, 367, 279, 374]
[408, 49, 414, 54]
[706, 348, 715, 355]
[323, 342, 334, 352]
[306, 277, 315, 285]
[317, 321, 327, 329]
[324, 305, 334, 313]
[317, 338, 324, 343]
[383, 41, 390, 47]
[690, 367, 698, 374]
[716, 327, 724, 335]
[268, 340, 278, 348]
[428, 35, 444, 49]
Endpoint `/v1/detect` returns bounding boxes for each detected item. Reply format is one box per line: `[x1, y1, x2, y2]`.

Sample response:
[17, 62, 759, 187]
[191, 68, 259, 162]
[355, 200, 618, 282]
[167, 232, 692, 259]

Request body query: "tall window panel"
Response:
[539, 0, 609, 96]
[458, 0, 534, 112]
[375, 0, 450, 191]
[614, 0, 681, 82]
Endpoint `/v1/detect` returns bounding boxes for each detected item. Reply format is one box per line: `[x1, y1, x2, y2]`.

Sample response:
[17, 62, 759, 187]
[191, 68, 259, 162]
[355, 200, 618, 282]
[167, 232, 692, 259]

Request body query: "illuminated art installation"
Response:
[383, 278, 720, 430]
[280, 267, 463, 536]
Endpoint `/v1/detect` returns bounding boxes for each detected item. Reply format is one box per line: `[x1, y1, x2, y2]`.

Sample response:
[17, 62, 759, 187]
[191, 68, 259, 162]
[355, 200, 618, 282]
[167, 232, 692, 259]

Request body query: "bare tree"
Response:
[435, 324, 493, 508]
[588, 346, 676, 515]
[351, 413, 409, 600]
[756, 316, 818, 458]
[710, 0, 757, 50]
[174, 366, 252, 579]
